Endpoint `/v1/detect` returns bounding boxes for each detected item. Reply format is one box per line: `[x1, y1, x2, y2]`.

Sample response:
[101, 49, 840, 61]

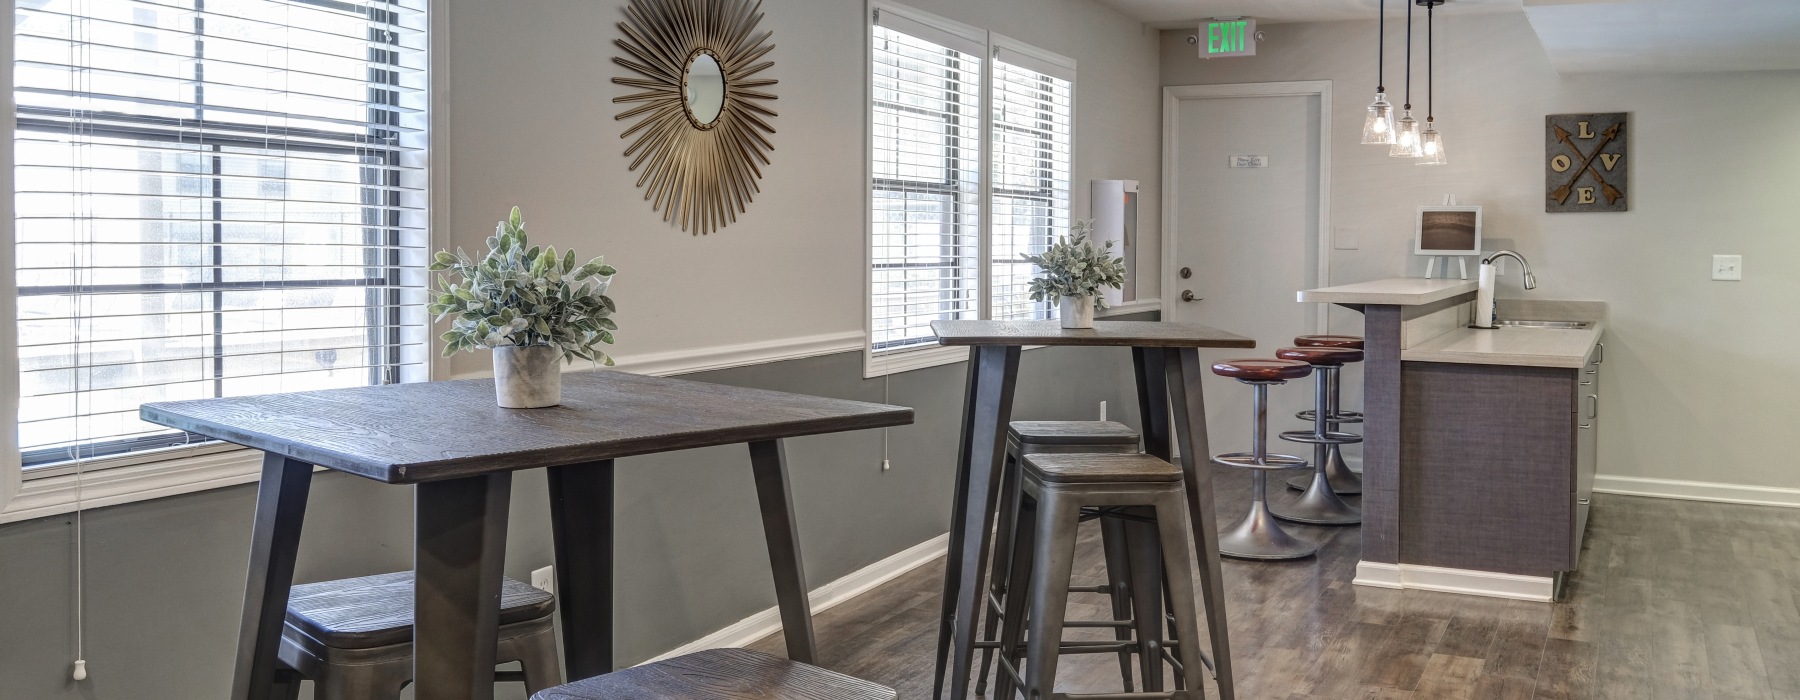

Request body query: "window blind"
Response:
[13, 0, 430, 466]
[989, 57, 1072, 322]
[870, 19, 982, 352]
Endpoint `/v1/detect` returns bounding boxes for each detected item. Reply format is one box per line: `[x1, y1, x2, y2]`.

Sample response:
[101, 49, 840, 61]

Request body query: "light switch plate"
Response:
[531, 565, 555, 595]
[1712, 254, 1742, 281]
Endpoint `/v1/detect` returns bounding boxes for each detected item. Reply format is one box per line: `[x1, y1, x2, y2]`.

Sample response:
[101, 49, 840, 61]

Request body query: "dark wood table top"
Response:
[930, 319, 1255, 348]
[141, 370, 913, 484]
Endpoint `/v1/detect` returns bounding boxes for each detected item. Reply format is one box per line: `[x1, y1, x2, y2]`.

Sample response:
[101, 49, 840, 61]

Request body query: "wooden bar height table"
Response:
[141, 370, 912, 700]
[928, 319, 1254, 700]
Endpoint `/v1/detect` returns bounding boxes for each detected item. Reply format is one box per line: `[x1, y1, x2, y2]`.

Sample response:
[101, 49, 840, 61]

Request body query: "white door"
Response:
[1164, 86, 1326, 460]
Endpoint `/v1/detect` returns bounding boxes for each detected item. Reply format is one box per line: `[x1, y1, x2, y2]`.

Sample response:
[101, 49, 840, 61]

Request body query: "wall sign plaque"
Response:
[1545, 112, 1627, 213]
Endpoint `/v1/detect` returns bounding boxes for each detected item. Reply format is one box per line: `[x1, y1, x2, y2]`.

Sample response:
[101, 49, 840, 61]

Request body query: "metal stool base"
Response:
[1272, 469, 1360, 525]
[1287, 444, 1362, 494]
[1218, 474, 1317, 560]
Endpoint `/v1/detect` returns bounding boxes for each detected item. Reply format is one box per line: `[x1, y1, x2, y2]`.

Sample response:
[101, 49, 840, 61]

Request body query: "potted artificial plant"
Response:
[1023, 220, 1128, 329]
[430, 206, 619, 408]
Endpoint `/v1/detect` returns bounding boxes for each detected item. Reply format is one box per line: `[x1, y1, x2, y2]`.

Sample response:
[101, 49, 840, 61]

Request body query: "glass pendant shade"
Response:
[1417, 123, 1446, 165]
[1361, 93, 1395, 144]
[1390, 111, 1422, 158]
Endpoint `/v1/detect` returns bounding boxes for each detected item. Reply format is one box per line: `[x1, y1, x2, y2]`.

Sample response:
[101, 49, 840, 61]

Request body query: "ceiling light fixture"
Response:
[1390, 0, 1422, 158]
[1360, 0, 1394, 144]
[1417, 0, 1447, 165]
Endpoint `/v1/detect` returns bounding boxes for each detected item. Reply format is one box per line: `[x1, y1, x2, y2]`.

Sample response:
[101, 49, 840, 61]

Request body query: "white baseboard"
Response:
[1593, 474, 1800, 509]
[643, 532, 949, 664]
[1353, 561, 1554, 602]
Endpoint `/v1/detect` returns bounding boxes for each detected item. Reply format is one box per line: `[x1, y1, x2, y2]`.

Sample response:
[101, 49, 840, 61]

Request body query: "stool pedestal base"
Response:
[1219, 472, 1318, 560]
[1287, 444, 1362, 495]
[1272, 467, 1360, 525]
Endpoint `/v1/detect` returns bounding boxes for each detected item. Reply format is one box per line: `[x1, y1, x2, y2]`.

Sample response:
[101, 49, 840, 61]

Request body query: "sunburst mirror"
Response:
[612, 0, 779, 235]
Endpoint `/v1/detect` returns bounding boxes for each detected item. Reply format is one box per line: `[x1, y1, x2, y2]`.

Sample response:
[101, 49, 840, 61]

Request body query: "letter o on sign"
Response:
[1550, 154, 1572, 172]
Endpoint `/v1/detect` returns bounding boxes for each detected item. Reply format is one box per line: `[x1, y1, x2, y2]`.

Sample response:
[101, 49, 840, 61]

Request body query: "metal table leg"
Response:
[548, 460, 617, 680]
[1163, 347, 1237, 700]
[749, 439, 818, 663]
[230, 453, 313, 700]
[933, 345, 1021, 700]
[415, 472, 513, 700]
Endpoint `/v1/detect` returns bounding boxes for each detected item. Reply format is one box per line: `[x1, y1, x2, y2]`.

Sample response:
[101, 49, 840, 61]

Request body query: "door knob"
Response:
[1181, 290, 1201, 302]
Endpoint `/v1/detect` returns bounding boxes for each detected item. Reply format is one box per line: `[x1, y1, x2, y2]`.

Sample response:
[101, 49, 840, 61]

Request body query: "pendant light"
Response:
[1389, 0, 1422, 158]
[1359, 0, 1395, 144]
[1417, 0, 1447, 165]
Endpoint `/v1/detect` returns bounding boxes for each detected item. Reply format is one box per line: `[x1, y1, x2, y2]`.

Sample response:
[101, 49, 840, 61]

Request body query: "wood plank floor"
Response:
[750, 465, 1800, 699]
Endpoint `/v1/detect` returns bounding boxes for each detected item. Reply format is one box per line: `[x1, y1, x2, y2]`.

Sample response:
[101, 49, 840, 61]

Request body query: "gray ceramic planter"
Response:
[493, 344, 562, 408]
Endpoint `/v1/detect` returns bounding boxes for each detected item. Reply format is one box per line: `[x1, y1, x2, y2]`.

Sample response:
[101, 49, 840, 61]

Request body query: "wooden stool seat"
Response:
[1211, 358, 1312, 381]
[530, 648, 897, 700]
[1276, 346, 1364, 366]
[1294, 334, 1365, 350]
[1009, 420, 1140, 447]
[286, 572, 554, 650]
[1023, 453, 1181, 484]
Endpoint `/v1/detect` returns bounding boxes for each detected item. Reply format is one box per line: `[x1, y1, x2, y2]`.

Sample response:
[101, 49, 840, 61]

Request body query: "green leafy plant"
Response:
[429, 206, 619, 365]
[1022, 219, 1128, 310]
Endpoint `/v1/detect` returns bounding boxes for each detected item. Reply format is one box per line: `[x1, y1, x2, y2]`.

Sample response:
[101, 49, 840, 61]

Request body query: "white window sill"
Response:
[863, 299, 1161, 379]
[2, 444, 273, 525]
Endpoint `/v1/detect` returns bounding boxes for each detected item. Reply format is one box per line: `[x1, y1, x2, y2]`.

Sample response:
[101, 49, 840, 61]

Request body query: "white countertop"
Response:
[1297, 277, 1478, 306]
[1402, 324, 1604, 368]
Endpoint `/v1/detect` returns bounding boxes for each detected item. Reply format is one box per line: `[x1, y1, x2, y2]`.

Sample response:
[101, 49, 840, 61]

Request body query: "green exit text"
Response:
[1208, 21, 1250, 55]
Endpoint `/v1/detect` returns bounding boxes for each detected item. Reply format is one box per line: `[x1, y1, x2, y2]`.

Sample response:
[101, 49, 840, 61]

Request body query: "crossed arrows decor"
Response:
[1546, 113, 1628, 213]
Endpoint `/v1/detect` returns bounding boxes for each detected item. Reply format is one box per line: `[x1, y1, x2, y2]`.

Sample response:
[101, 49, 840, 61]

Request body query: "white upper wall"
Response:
[1161, 12, 1800, 489]
[439, 0, 1163, 377]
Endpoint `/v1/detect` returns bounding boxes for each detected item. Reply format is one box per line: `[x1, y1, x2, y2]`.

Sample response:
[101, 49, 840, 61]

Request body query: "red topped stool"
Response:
[1210, 358, 1316, 560]
[1291, 334, 1365, 495]
[1270, 347, 1363, 526]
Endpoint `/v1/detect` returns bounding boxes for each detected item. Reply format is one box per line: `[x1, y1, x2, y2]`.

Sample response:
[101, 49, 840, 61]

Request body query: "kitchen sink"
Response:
[1496, 319, 1592, 330]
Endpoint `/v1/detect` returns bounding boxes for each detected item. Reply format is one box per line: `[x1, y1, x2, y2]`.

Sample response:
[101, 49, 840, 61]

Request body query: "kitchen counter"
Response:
[1297, 277, 1478, 306]
[1399, 299, 1607, 369]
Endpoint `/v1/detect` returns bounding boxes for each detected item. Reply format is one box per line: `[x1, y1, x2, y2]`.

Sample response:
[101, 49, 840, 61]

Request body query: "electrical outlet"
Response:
[1099, 400, 1108, 421]
[531, 565, 555, 595]
[1712, 255, 1742, 281]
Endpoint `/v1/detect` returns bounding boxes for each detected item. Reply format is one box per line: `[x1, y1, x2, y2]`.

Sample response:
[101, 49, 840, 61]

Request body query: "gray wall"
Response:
[0, 337, 1153, 699]
[1161, 12, 1800, 490]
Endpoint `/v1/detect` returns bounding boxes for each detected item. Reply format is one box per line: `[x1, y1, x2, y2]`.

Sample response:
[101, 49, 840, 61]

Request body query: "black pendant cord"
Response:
[1426, 2, 1434, 123]
[1376, 0, 1385, 93]
[1403, 0, 1413, 111]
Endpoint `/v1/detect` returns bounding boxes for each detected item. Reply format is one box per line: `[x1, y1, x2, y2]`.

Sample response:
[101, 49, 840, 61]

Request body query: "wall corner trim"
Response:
[1353, 560, 1554, 602]
[643, 531, 950, 664]
[1593, 474, 1800, 509]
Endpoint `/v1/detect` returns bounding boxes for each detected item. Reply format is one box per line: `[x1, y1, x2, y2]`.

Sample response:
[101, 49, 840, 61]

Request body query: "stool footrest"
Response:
[1277, 430, 1363, 445]
[1297, 409, 1363, 424]
[1210, 452, 1308, 470]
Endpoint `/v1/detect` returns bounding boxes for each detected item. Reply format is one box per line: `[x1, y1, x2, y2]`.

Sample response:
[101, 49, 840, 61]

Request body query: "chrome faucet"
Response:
[1482, 250, 1537, 290]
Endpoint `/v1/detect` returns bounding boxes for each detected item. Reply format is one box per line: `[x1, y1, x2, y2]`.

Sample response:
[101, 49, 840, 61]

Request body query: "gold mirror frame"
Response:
[613, 0, 779, 235]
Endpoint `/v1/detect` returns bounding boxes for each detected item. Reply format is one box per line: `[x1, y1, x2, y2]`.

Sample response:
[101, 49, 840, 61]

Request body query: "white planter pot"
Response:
[493, 344, 563, 408]
[1059, 296, 1096, 329]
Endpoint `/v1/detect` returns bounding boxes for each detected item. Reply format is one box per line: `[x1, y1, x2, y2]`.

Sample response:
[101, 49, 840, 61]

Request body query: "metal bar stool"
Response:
[277, 571, 561, 699]
[978, 421, 1142, 695]
[1210, 359, 1316, 560]
[1270, 347, 1363, 526]
[531, 648, 896, 699]
[1288, 334, 1365, 495]
[993, 453, 1210, 700]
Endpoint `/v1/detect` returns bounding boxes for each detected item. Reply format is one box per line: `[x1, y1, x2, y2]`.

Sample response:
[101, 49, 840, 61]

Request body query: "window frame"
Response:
[1, 0, 443, 517]
[862, 3, 1079, 379]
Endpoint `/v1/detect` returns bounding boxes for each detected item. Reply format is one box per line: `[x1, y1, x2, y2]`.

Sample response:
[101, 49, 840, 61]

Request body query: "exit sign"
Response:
[1202, 19, 1256, 58]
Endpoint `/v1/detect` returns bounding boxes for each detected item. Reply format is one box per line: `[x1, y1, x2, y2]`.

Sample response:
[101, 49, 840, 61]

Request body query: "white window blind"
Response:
[13, 0, 430, 467]
[870, 17, 982, 352]
[989, 55, 1072, 322]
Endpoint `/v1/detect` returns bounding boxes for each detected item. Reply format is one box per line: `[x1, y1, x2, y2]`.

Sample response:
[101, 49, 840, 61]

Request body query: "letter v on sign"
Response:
[1599, 153, 1622, 171]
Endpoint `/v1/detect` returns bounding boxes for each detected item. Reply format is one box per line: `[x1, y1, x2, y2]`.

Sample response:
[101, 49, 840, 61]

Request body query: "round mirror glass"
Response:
[684, 53, 725, 126]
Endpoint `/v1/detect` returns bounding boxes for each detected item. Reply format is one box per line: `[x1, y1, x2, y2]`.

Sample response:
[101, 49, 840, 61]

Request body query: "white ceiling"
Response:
[1523, 0, 1800, 73]
[1097, 0, 1800, 74]
[1091, 0, 1523, 28]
